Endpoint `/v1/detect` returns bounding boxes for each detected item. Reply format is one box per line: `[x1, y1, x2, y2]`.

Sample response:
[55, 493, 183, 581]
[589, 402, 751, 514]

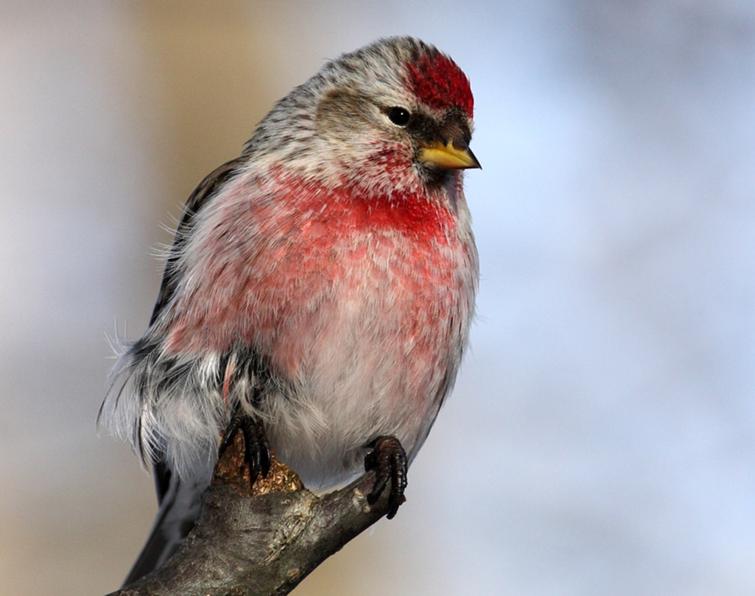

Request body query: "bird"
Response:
[100, 36, 479, 585]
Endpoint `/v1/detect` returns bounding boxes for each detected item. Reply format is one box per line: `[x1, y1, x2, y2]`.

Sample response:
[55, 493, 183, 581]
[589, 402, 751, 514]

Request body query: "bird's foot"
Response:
[364, 435, 408, 519]
[220, 409, 271, 489]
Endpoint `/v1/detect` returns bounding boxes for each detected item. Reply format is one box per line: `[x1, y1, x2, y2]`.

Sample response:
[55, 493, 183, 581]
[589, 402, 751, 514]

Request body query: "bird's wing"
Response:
[147, 156, 245, 504]
[149, 156, 246, 504]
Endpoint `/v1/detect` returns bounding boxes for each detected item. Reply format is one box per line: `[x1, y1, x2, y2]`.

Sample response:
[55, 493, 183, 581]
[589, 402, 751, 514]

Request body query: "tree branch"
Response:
[109, 435, 392, 595]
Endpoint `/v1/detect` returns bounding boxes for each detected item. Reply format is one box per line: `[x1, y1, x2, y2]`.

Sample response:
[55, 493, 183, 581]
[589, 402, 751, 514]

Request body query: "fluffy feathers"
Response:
[101, 35, 478, 497]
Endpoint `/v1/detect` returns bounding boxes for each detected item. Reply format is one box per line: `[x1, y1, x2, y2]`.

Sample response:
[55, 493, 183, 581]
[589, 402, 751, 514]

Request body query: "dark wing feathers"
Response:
[149, 156, 244, 504]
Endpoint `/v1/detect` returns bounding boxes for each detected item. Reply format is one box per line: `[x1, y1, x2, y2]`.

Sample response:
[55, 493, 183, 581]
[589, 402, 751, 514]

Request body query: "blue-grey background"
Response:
[2, 2, 754, 594]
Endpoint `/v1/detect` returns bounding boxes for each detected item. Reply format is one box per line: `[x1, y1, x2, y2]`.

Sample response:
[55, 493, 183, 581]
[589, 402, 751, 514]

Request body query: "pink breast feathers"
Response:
[163, 173, 463, 379]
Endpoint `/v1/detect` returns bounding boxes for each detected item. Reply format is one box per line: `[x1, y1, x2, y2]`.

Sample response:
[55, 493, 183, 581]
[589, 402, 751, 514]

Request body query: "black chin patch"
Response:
[420, 164, 453, 188]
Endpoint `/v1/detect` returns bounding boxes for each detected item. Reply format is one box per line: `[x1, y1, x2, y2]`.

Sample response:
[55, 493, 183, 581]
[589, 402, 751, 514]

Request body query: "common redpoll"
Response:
[101, 36, 479, 583]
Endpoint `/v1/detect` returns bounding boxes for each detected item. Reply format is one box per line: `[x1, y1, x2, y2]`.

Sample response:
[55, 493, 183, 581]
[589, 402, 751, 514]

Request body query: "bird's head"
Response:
[248, 37, 479, 197]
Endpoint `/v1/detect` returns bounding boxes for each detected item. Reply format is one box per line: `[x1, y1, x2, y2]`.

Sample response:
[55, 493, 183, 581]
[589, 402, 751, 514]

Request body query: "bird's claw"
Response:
[220, 410, 271, 488]
[364, 435, 408, 519]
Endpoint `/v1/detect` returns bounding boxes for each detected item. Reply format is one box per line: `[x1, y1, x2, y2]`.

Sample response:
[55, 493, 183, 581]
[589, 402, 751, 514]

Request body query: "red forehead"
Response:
[406, 51, 473, 117]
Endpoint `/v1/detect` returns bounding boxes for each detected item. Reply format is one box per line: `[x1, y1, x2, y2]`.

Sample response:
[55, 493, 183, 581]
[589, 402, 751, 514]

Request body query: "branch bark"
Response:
[109, 436, 392, 595]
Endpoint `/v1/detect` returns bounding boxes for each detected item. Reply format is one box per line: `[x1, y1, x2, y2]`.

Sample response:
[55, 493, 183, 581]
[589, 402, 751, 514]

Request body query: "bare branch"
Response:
[109, 436, 391, 595]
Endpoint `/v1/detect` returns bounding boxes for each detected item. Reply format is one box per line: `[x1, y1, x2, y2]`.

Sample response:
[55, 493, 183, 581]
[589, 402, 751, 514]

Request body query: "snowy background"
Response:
[1, 1, 754, 594]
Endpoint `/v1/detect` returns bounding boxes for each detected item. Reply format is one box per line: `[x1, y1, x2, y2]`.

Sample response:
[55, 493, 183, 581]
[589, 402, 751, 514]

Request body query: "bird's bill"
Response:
[419, 141, 481, 170]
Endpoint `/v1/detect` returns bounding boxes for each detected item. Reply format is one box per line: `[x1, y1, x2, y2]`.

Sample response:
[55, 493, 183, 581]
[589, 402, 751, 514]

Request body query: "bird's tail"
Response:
[122, 462, 211, 586]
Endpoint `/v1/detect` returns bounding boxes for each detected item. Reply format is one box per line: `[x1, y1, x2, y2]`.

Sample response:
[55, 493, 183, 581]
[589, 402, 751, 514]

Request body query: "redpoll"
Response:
[101, 36, 479, 583]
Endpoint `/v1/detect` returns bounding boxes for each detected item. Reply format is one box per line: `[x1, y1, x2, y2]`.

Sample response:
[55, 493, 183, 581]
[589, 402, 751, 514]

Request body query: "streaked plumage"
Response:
[101, 36, 479, 584]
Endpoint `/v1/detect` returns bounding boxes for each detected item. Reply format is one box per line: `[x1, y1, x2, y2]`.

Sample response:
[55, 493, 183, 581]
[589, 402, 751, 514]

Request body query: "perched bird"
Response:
[101, 36, 479, 584]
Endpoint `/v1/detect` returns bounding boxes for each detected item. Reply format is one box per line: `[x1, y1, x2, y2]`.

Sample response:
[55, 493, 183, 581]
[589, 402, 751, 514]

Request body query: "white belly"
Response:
[260, 248, 469, 490]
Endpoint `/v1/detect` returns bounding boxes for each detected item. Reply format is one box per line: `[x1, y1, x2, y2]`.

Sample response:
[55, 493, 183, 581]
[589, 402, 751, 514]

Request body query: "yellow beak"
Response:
[419, 141, 481, 170]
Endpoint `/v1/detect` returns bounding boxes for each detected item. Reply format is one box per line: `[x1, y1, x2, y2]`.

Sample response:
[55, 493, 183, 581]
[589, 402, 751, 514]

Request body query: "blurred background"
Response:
[2, 1, 754, 594]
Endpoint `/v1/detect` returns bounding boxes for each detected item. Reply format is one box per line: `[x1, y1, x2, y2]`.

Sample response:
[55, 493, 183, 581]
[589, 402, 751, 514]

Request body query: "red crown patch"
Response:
[406, 51, 474, 117]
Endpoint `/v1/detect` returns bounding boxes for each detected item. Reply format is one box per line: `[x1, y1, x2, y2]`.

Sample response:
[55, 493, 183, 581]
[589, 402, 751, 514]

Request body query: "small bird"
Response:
[101, 36, 479, 584]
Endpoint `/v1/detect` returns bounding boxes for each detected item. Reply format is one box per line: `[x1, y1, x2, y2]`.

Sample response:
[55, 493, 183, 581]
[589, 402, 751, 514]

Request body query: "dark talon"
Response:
[219, 413, 241, 456]
[220, 406, 271, 488]
[364, 435, 408, 519]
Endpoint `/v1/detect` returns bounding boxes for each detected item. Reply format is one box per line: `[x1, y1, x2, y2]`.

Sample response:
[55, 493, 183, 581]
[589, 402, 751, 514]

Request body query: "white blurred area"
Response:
[1, 1, 754, 594]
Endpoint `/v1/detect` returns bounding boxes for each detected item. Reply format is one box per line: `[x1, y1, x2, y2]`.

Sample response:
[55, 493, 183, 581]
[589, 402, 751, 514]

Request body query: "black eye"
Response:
[387, 106, 411, 127]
